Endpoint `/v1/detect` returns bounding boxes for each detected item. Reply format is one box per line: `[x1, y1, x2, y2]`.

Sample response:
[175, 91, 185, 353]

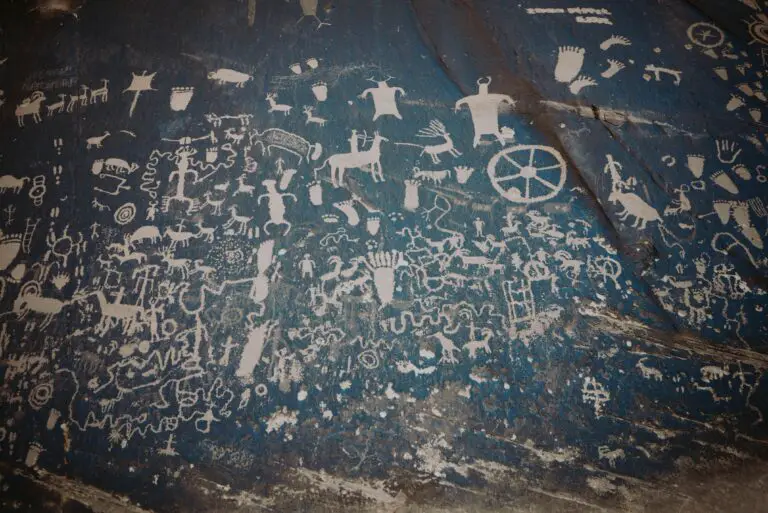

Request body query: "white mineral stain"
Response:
[522, 439, 580, 463]
[384, 383, 399, 399]
[264, 407, 299, 433]
[419, 349, 436, 359]
[292, 468, 402, 505]
[469, 373, 487, 383]
[587, 476, 618, 495]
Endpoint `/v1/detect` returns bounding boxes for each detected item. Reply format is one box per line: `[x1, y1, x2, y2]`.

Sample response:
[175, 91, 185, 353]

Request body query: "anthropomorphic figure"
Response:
[455, 77, 514, 147]
[359, 78, 405, 121]
[473, 217, 485, 238]
[299, 253, 316, 279]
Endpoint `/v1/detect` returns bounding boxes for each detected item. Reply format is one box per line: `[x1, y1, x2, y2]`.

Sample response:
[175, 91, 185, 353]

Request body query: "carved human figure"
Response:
[455, 77, 515, 147]
[473, 217, 485, 238]
[258, 179, 297, 235]
[299, 254, 316, 279]
[359, 78, 405, 121]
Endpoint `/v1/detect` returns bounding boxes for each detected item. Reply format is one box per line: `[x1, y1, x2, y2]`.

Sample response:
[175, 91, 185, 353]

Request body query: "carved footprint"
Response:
[333, 200, 360, 226]
[600, 59, 626, 79]
[568, 75, 598, 94]
[555, 46, 586, 83]
[364, 250, 405, 306]
[599, 35, 631, 51]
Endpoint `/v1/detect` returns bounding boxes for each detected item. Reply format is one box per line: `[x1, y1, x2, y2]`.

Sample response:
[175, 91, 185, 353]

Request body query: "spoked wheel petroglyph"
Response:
[487, 145, 566, 204]
[686, 22, 725, 49]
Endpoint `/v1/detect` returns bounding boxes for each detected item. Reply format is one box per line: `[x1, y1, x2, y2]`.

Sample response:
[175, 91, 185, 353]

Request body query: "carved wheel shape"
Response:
[687, 22, 725, 49]
[748, 16, 768, 45]
[487, 145, 566, 204]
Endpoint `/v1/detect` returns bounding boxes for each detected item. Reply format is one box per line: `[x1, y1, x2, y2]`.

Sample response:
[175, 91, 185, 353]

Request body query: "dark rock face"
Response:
[0, 1, 767, 511]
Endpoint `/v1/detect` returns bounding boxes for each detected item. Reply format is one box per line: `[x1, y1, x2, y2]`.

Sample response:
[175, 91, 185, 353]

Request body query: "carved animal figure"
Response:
[604, 153, 660, 229]
[105, 158, 138, 174]
[501, 220, 522, 237]
[396, 120, 461, 164]
[453, 249, 494, 269]
[15, 91, 46, 126]
[89, 290, 144, 336]
[193, 260, 216, 281]
[526, 211, 564, 239]
[554, 250, 584, 280]
[91, 158, 137, 175]
[315, 133, 388, 187]
[160, 251, 191, 279]
[78, 85, 89, 106]
[302, 106, 327, 126]
[164, 227, 198, 249]
[223, 206, 252, 235]
[425, 233, 464, 255]
[234, 174, 255, 196]
[208, 68, 252, 87]
[86, 131, 110, 149]
[431, 332, 461, 364]
[565, 230, 589, 250]
[195, 221, 216, 243]
[413, 168, 450, 184]
[224, 127, 246, 145]
[90, 79, 109, 103]
[201, 192, 225, 215]
[107, 238, 147, 265]
[417, 120, 461, 163]
[0, 175, 29, 194]
[473, 237, 506, 255]
[112, 250, 147, 265]
[66, 92, 80, 112]
[636, 358, 663, 381]
[265, 93, 292, 115]
[46, 94, 67, 116]
[128, 225, 161, 245]
[319, 256, 344, 293]
[13, 284, 67, 329]
[608, 190, 660, 229]
[205, 113, 252, 127]
[463, 328, 493, 359]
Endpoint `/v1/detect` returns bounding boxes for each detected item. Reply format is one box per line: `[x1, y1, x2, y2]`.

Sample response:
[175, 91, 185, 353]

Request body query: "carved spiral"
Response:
[114, 202, 136, 225]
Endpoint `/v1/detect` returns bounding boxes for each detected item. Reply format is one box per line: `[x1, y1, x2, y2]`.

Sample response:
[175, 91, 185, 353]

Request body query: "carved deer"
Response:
[234, 174, 255, 196]
[415, 119, 462, 164]
[463, 327, 493, 359]
[160, 249, 191, 279]
[265, 93, 292, 115]
[302, 106, 327, 126]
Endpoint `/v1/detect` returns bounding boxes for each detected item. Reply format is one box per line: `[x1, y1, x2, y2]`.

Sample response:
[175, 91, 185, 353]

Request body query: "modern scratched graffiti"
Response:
[0, 0, 767, 510]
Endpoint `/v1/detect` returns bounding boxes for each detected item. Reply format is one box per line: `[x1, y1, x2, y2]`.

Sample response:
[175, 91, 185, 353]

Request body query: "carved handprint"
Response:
[715, 139, 742, 164]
